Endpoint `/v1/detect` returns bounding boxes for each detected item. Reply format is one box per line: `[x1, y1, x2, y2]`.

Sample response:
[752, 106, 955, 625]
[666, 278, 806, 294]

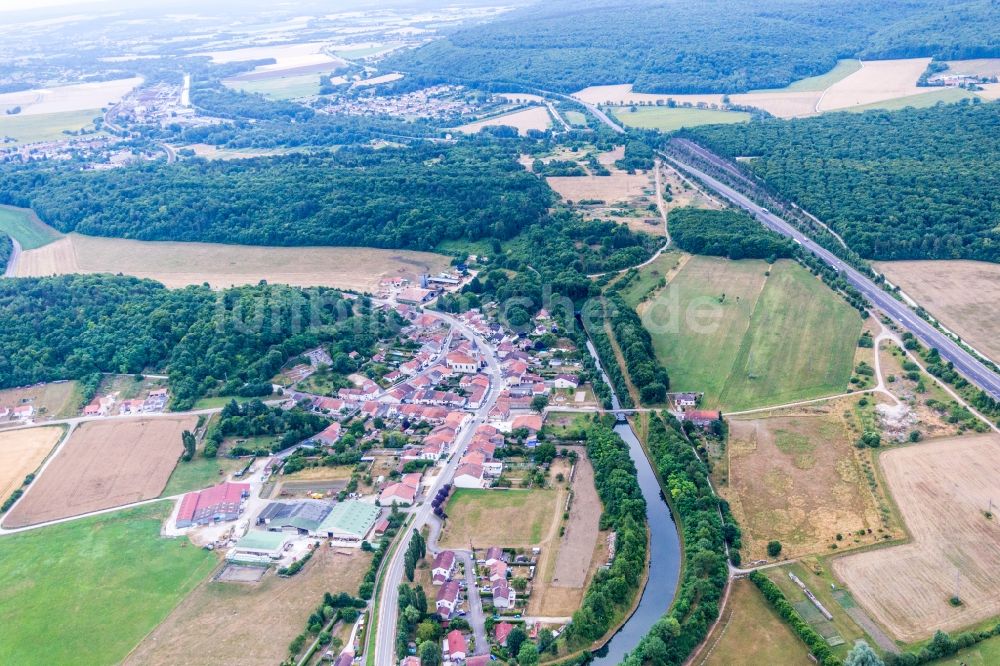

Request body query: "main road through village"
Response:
[665, 147, 1000, 403]
[373, 308, 504, 666]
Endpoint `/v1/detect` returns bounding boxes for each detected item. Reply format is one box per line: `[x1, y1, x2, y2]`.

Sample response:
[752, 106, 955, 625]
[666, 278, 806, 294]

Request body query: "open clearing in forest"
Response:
[639, 257, 860, 410]
[546, 171, 652, 203]
[226, 72, 326, 99]
[0, 380, 80, 421]
[875, 259, 1000, 363]
[14, 231, 451, 292]
[454, 105, 551, 136]
[440, 487, 560, 548]
[0, 427, 63, 502]
[126, 547, 371, 666]
[612, 106, 750, 131]
[0, 205, 62, 249]
[699, 578, 812, 666]
[4, 417, 195, 528]
[0, 77, 142, 115]
[832, 434, 1000, 642]
[0, 108, 104, 145]
[0, 503, 216, 666]
[720, 406, 889, 560]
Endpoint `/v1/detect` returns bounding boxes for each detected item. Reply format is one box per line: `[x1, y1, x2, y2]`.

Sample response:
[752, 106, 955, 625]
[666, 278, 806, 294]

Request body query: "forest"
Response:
[386, 0, 1000, 93]
[0, 233, 10, 271]
[690, 100, 1000, 262]
[0, 275, 398, 409]
[669, 207, 795, 260]
[0, 141, 553, 251]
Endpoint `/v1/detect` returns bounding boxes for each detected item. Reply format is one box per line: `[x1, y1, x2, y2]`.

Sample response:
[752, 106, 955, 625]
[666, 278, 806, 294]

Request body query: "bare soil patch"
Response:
[875, 259, 1000, 363]
[832, 435, 1000, 642]
[15, 232, 450, 292]
[721, 406, 890, 560]
[547, 172, 652, 204]
[0, 426, 63, 501]
[125, 547, 371, 666]
[4, 417, 195, 528]
[454, 106, 551, 136]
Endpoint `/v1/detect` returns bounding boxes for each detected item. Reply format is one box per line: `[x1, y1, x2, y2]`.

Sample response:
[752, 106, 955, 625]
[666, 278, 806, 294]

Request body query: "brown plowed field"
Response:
[832, 434, 1000, 641]
[4, 417, 194, 528]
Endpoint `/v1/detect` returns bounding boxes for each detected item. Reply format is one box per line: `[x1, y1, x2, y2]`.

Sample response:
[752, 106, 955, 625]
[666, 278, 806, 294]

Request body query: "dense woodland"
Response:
[0, 233, 10, 271]
[0, 275, 397, 409]
[691, 100, 1000, 261]
[669, 208, 795, 260]
[387, 0, 1000, 93]
[0, 142, 552, 251]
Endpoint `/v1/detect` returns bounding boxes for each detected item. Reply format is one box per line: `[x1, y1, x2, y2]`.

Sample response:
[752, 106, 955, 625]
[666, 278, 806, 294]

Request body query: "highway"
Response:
[542, 90, 625, 134]
[666, 148, 1000, 402]
[372, 309, 503, 666]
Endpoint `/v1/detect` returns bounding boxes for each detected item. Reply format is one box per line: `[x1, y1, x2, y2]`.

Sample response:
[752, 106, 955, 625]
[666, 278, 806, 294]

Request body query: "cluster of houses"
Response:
[82, 388, 169, 417]
[0, 403, 36, 422]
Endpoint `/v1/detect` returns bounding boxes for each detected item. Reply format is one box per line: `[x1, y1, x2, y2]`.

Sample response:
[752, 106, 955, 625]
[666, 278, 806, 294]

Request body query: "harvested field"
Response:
[0, 427, 63, 502]
[875, 260, 1000, 363]
[495, 92, 546, 104]
[440, 487, 559, 548]
[186, 143, 295, 160]
[817, 58, 933, 111]
[4, 417, 195, 528]
[832, 435, 1000, 642]
[756, 59, 863, 93]
[847, 87, 975, 112]
[529, 453, 604, 616]
[943, 58, 1000, 78]
[126, 547, 371, 666]
[0, 380, 80, 421]
[14, 232, 450, 292]
[198, 42, 345, 72]
[722, 408, 888, 560]
[698, 578, 811, 666]
[0, 503, 216, 666]
[225, 73, 326, 99]
[573, 84, 723, 108]
[612, 106, 750, 132]
[0, 77, 141, 115]
[547, 172, 652, 204]
[454, 106, 551, 136]
[729, 91, 820, 118]
[352, 72, 404, 88]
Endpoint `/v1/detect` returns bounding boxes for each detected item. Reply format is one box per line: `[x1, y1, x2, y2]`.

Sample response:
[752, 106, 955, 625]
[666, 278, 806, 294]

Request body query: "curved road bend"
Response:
[666, 152, 1000, 402]
[373, 309, 503, 666]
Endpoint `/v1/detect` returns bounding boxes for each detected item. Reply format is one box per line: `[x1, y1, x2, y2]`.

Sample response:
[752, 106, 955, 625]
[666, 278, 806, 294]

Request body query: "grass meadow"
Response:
[0, 503, 216, 665]
[439, 487, 558, 548]
[0, 205, 62, 249]
[639, 257, 861, 410]
[0, 108, 102, 145]
[612, 106, 750, 132]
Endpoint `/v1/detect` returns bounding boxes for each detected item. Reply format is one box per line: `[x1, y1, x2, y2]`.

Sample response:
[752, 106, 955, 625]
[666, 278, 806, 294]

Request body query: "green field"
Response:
[640, 256, 860, 410]
[612, 106, 751, 132]
[440, 488, 557, 547]
[161, 454, 244, 497]
[847, 87, 977, 113]
[0, 205, 62, 249]
[225, 74, 320, 100]
[754, 58, 863, 93]
[618, 252, 682, 309]
[930, 634, 1000, 665]
[0, 108, 103, 145]
[564, 110, 588, 127]
[0, 503, 216, 666]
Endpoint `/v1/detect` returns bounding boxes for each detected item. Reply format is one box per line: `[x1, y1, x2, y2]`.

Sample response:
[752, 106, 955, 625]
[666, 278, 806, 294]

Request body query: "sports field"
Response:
[0, 205, 62, 249]
[14, 231, 451, 292]
[875, 259, 1000, 363]
[0, 427, 63, 503]
[833, 435, 1000, 642]
[126, 547, 371, 666]
[4, 417, 194, 528]
[612, 106, 751, 132]
[639, 257, 860, 410]
[0, 503, 216, 666]
[439, 487, 559, 548]
[699, 578, 811, 666]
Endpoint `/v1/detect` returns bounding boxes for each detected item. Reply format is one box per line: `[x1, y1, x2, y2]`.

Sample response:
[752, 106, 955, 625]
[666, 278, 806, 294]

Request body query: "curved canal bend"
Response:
[583, 339, 682, 664]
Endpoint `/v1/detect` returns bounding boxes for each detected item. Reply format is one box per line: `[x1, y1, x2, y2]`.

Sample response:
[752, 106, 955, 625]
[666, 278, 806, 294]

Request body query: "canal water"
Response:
[583, 339, 682, 664]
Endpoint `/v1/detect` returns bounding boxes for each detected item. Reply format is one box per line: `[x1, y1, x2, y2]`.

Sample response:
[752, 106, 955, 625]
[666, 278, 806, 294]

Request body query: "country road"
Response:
[3, 236, 20, 277]
[541, 90, 625, 134]
[666, 145, 1000, 402]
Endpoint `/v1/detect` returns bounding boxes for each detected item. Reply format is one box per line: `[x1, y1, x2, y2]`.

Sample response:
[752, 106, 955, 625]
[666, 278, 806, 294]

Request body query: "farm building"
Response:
[681, 409, 722, 427]
[397, 287, 434, 304]
[316, 500, 380, 545]
[228, 530, 291, 564]
[175, 482, 250, 528]
[257, 500, 332, 534]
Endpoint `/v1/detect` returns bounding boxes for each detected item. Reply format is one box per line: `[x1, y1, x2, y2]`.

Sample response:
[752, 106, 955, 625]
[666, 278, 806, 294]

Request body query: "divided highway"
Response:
[667, 149, 1000, 402]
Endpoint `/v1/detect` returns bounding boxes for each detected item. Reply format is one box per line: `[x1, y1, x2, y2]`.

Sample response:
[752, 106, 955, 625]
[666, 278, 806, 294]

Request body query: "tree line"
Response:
[669, 207, 795, 261]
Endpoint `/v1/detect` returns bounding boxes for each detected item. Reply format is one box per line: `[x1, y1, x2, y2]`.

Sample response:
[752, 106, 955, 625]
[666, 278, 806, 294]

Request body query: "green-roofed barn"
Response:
[228, 530, 292, 563]
[317, 500, 381, 546]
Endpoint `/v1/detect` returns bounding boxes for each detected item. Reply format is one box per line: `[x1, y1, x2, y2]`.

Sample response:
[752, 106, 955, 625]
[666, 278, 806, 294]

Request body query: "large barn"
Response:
[175, 482, 250, 528]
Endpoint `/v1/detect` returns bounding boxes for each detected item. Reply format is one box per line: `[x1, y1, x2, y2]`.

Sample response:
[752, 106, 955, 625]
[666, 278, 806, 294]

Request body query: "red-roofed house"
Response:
[379, 482, 417, 507]
[446, 352, 478, 374]
[453, 462, 484, 489]
[436, 580, 460, 618]
[494, 621, 515, 646]
[175, 482, 250, 528]
[466, 656, 490, 666]
[312, 422, 342, 446]
[12, 405, 34, 420]
[681, 410, 722, 427]
[489, 561, 508, 583]
[445, 630, 467, 662]
[432, 550, 456, 585]
[511, 414, 543, 433]
[484, 546, 504, 566]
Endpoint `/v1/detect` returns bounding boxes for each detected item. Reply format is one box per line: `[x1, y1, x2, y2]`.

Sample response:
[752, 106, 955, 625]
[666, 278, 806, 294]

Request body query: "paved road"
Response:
[542, 90, 625, 134]
[3, 237, 20, 277]
[666, 148, 1000, 402]
[373, 310, 503, 666]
